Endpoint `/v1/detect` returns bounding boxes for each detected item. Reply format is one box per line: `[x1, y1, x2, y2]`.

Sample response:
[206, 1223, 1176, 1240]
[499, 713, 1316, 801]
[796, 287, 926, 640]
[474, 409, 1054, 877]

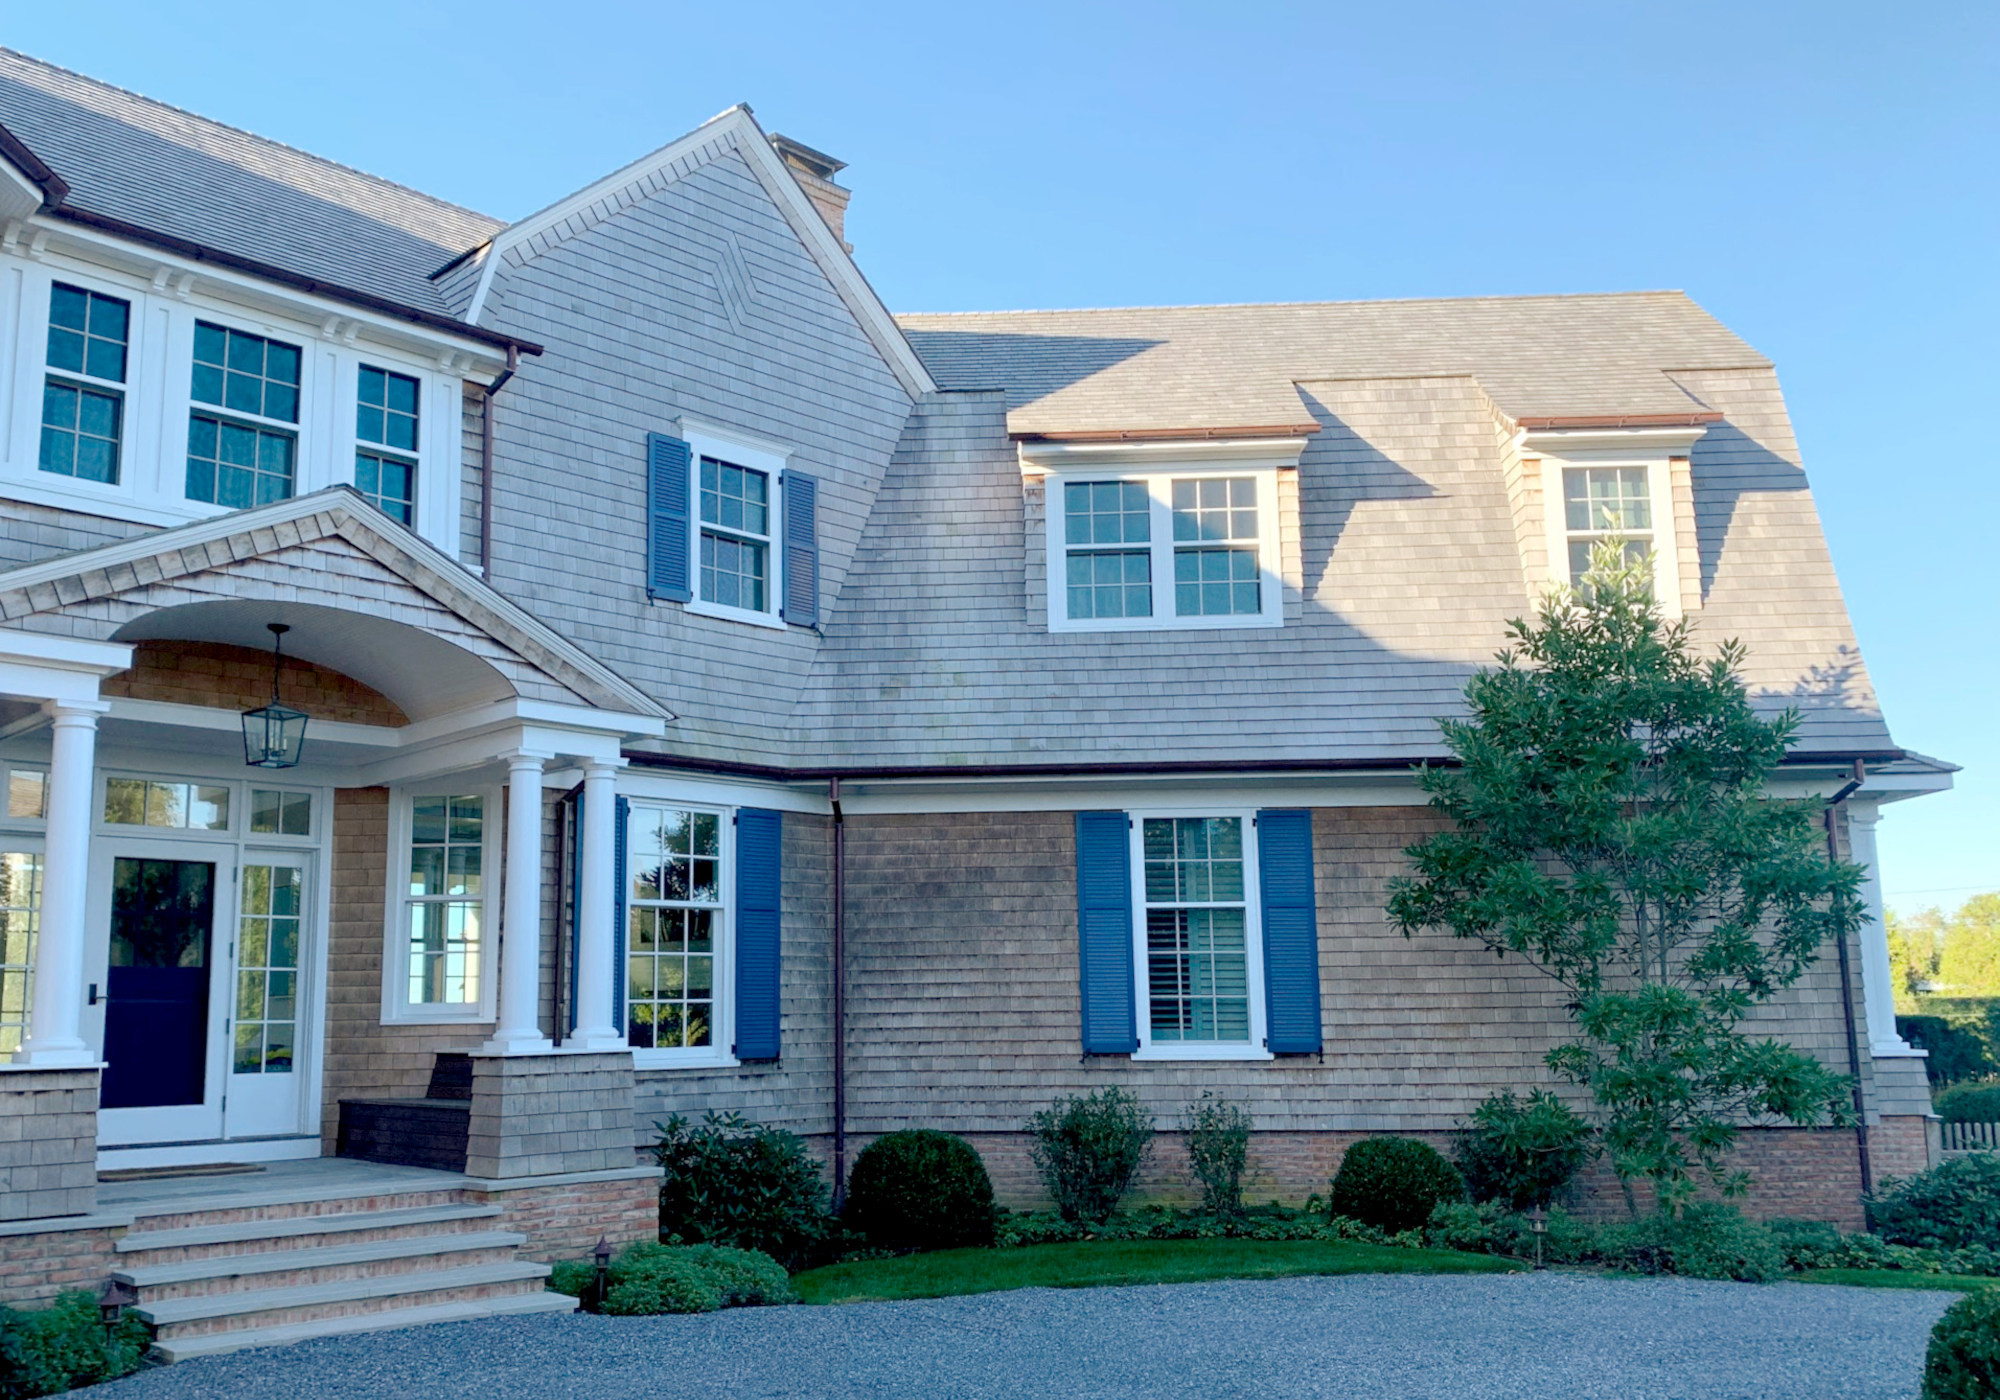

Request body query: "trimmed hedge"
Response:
[1924, 1288, 2000, 1400]
[548, 1241, 794, 1314]
[1329, 1138, 1465, 1236]
[843, 1130, 997, 1252]
[1934, 1081, 2000, 1124]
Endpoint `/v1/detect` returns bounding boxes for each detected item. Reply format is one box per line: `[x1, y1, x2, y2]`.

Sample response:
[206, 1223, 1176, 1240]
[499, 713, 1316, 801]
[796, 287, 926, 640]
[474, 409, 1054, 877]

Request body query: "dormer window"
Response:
[186, 321, 302, 509]
[40, 283, 129, 485]
[1562, 466, 1653, 580]
[1528, 426, 1702, 619]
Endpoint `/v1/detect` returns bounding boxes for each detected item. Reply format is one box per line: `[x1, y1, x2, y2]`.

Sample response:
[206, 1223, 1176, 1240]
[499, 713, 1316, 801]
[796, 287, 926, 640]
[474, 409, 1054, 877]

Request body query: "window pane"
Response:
[356, 449, 416, 526]
[627, 805, 725, 1049]
[1174, 547, 1260, 617]
[1564, 466, 1651, 534]
[1066, 549, 1151, 620]
[1066, 479, 1150, 548]
[0, 853, 41, 1063]
[700, 529, 767, 611]
[48, 284, 129, 384]
[1172, 476, 1257, 544]
[193, 322, 301, 423]
[1141, 817, 1250, 1045]
[358, 366, 419, 453]
[187, 413, 295, 507]
[39, 378, 122, 484]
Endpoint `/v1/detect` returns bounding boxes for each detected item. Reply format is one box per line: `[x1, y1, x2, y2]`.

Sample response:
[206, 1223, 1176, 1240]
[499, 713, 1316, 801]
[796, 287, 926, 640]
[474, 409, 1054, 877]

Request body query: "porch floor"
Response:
[96, 1157, 473, 1220]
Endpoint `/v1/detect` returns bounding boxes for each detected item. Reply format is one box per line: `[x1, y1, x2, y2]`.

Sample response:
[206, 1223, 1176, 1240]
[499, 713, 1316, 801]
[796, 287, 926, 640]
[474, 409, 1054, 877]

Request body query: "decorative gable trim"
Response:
[462, 106, 935, 399]
[0, 486, 670, 721]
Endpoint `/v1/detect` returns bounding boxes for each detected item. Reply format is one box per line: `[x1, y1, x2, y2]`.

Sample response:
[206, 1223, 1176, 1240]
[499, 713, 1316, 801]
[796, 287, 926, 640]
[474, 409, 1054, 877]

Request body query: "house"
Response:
[0, 46, 1950, 1352]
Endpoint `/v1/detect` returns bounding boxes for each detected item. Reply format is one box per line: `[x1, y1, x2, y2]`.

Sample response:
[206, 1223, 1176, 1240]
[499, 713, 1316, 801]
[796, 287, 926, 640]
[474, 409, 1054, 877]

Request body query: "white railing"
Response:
[1941, 1121, 2000, 1154]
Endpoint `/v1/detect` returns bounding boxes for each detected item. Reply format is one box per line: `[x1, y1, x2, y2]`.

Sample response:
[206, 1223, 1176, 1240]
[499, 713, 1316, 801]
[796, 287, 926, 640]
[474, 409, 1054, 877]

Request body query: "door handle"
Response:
[88, 983, 107, 1006]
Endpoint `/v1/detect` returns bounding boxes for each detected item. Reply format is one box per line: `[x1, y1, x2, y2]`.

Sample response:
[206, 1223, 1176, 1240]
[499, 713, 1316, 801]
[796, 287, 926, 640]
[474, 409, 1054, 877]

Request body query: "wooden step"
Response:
[115, 1230, 528, 1297]
[117, 1202, 503, 1256]
[151, 1289, 578, 1362]
[137, 1260, 553, 1340]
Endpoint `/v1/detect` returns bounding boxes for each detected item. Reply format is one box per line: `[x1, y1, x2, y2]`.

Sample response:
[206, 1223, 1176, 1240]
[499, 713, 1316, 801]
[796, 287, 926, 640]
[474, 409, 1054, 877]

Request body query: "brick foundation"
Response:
[0, 1220, 120, 1303]
[473, 1171, 657, 1259]
[0, 1067, 99, 1221]
[1871, 1115, 1937, 1184]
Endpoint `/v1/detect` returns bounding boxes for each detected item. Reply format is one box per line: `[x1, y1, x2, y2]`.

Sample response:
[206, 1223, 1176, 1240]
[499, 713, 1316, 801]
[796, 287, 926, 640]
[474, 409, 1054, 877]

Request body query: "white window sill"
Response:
[1051, 612, 1282, 634]
[631, 1048, 740, 1071]
[685, 599, 785, 631]
[1130, 1044, 1275, 1062]
[381, 1008, 495, 1027]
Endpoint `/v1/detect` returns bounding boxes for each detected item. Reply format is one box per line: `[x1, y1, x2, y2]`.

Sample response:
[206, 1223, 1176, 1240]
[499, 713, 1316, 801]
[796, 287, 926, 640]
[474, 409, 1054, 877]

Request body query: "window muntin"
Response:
[1171, 477, 1261, 617]
[698, 456, 770, 612]
[234, 863, 301, 1074]
[40, 284, 130, 485]
[249, 788, 312, 837]
[104, 778, 230, 831]
[626, 805, 724, 1052]
[356, 366, 418, 526]
[1562, 466, 1652, 581]
[1141, 816, 1250, 1044]
[404, 795, 484, 1007]
[1064, 481, 1152, 620]
[0, 851, 40, 1061]
[188, 321, 300, 509]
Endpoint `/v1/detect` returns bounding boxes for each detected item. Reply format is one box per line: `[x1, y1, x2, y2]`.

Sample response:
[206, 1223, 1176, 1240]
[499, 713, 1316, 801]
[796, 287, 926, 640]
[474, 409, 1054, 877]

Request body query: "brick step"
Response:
[115, 1231, 529, 1300]
[117, 1203, 504, 1259]
[137, 1260, 554, 1341]
[129, 1187, 470, 1234]
[337, 1099, 471, 1173]
[151, 1289, 578, 1363]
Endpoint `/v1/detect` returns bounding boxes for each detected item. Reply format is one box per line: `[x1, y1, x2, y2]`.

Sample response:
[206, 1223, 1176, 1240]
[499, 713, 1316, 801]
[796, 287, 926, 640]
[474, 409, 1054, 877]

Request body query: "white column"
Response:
[1849, 803, 1915, 1056]
[483, 752, 554, 1055]
[569, 758, 626, 1052]
[19, 702, 105, 1067]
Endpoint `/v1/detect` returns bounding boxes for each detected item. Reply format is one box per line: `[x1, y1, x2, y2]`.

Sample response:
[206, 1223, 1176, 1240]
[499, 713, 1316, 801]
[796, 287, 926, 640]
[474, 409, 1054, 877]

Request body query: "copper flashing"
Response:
[1515, 412, 1723, 430]
[1013, 423, 1322, 443]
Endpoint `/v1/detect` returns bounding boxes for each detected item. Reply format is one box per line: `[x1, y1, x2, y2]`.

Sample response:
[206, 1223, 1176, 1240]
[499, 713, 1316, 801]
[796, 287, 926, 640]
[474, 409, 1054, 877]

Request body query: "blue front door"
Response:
[100, 857, 216, 1111]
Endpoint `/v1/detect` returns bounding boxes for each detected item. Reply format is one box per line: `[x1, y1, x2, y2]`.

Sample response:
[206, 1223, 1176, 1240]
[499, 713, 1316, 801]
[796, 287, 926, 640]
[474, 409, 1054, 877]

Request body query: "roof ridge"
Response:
[896, 289, 1696, 318]
[0, 45, 502, 230]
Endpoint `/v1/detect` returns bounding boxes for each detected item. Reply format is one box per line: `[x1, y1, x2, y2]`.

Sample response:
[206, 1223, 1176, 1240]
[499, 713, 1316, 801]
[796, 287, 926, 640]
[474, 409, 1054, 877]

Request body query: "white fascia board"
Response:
[27, 218, 509, 375]
[1018, 437, 1310, 472]
[104, 696, 397, 748]
[613, 765, 830, 815]
[836, 771, 1431, 815]
[0, 628, 133, 676]
[0, 162, 41, 222]
[1521, 426, 1710, 457]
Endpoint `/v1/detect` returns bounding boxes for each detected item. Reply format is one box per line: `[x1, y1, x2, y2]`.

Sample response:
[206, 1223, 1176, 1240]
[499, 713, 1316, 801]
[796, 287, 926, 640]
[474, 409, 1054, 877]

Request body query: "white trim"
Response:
[1539, 455, 1687, 620]
[96, 1135, 322, 1171]
[1127, 807, 1271, 1060]
[623, 794, 739, 1071]
[1046, 464, 1285, 633]
[1018, 437, 1309, 470]
[1521, 426, 1709, 456]
[380, 784, 502, 1025]
[462, 107, 934, 399]
[680, 420, 787, 628]
[0, 629, 132, 675]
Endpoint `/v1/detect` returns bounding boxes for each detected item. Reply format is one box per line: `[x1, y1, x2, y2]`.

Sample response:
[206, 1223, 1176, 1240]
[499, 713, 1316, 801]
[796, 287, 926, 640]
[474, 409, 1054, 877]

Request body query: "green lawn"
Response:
[1794, 1269, 2000, 1293]
[792, 1238, 1523, 1305]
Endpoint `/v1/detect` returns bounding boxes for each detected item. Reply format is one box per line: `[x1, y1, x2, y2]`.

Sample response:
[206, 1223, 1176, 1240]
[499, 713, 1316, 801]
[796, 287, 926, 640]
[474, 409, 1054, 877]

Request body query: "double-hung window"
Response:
[699, 456, 771, 613]
[1050, 470, 1283, 631]
[355, 366, 419, 526]
[1138, 815, 1260, 1050]
[40, 283, 130, 485]
[625, 803, 729, 1057]
[1562, 466, 1653, 583]
[187, 321, 301, 508]
[385, 792, 495, 1021]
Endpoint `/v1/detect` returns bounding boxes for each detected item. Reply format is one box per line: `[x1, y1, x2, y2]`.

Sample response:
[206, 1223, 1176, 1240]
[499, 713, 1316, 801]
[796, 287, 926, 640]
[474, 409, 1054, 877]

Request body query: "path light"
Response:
[591, 1235, 613, 1313]
[241, 623, 308, 769]
[1527, 1205, 1548, 1271]
[96, 1277, 135, 1341]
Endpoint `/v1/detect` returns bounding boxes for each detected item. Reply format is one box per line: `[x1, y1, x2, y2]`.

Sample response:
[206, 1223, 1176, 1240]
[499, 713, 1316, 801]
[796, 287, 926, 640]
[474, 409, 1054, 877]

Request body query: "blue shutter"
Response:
[734, 807, 783, 1060]
[646, 433, 692, 602]
[1075, 811, 1138, 1054]
[781, 470, 819, 627]
[1258, 809, 1322, 1054]
[612, 796, 630, 1034]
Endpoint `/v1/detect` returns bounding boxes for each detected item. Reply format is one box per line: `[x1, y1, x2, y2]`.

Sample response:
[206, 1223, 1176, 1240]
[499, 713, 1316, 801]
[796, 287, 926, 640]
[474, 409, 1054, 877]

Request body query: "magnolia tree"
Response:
[1386, 545, 1866, 1210]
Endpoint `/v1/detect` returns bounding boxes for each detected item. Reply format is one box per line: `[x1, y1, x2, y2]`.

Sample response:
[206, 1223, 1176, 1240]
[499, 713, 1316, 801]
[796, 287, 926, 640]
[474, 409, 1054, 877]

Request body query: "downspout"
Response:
[1825, 760, 1873, 1197]
[829, 777, 847, 1211]
[478, 345, 519, 576]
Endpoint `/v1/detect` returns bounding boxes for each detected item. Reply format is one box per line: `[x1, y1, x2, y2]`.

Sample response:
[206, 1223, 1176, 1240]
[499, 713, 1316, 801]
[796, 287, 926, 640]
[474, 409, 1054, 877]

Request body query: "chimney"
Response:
[770, 134, 853, 252]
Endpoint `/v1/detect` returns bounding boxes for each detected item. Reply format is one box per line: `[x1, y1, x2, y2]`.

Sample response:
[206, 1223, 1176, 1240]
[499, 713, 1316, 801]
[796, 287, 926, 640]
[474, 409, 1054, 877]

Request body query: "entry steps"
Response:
[113, 1185, 574, 1361]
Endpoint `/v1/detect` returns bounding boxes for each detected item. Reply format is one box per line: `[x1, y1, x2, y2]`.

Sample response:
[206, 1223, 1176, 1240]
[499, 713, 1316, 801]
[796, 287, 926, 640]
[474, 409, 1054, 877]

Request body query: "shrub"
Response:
[1602, 1202, 1783, 1282]
[1453, 1090, 1593, 1211]
[0, 1291, 150, 1399]
[1329, 1137, 1465, 1235]
[1924, 1288, 2000, 1400]
[1935, 1081, 2000, 1124]
[843, 1129, 997, 1252]
[1900, 1014, 1995, 1086]
[1765, 1217, 1845, 1270]
[1181, 1093, 1252, 1218]
[1424, 1200, 1600, 1265]
[1027, 1088, 1154, 1223]
[1870, 1155, 2000, 1252]
[547, 1241, 794, 1315]
[653, 1112, 830, 1268]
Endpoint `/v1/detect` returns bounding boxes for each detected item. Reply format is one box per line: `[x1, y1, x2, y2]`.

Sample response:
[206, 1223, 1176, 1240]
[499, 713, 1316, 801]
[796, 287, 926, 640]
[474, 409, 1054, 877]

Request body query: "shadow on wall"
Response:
[1686, 418, 1814, 602]
[1292, 386, 1440, 605]
[898, 330, 1164, 411]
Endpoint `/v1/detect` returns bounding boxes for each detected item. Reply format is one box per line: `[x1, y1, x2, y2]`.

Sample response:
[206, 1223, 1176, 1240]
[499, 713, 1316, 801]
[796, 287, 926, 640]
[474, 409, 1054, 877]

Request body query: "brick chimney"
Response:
[770, 134, 853, 252]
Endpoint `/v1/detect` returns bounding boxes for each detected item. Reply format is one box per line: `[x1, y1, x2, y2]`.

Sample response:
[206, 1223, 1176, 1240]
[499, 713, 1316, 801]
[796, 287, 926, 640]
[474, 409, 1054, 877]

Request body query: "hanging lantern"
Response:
[241, 622, 308, 769]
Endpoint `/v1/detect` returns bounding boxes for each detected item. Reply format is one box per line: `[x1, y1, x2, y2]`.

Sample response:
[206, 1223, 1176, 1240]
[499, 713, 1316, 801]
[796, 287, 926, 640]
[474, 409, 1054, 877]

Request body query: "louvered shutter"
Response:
[646, 433, 693, 602]
[781, 470, 819, 627]
[1258, 808, 1322, 1053]
[734, 808, 783, 1060]
[1075, 811, 1138, 1054]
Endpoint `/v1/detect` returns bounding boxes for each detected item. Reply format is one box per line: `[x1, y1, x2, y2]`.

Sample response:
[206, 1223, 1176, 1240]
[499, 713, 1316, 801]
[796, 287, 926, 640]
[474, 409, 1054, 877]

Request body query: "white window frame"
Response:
[1529, 429, 1702, 621]
[1044, 464, 1285, 633]
[381, 784, 501, 1025]
[679, 420, 787, 631]
[624, 797, 738, 1070]
[0, 837, 44, 1065]
[346, 360, 429, 533]
[1127, 807, 1272, 1062]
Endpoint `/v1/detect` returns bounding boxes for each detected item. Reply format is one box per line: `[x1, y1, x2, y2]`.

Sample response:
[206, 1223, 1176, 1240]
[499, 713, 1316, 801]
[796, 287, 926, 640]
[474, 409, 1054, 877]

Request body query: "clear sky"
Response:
[5, 1, 1992, 911]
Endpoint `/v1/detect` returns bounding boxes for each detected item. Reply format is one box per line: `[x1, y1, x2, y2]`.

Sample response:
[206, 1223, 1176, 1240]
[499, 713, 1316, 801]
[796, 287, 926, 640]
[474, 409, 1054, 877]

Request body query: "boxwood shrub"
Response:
[1329, 1137, 1464, 1235]
[843, 1129, 997, 1252]
[1924, 1288, 2000, 1400]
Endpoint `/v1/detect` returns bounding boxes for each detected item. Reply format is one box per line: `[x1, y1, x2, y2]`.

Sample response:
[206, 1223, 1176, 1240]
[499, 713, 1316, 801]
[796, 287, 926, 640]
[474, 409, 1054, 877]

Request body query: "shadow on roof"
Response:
[900, 330, 1164, 411]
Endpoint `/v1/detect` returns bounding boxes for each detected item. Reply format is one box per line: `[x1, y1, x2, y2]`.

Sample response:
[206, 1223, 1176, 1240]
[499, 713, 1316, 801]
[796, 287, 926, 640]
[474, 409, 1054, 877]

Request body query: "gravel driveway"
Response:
[87, 1273, 1953, 1400]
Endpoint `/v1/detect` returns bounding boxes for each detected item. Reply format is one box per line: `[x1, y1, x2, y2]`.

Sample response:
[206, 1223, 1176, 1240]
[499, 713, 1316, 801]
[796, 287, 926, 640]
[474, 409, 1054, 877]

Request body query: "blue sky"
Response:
[6, 1, 1992, 911]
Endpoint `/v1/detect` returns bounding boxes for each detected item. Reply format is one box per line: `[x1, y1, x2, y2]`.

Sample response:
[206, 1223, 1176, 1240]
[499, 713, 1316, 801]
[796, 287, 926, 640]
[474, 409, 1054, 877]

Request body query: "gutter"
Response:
[479, 347, 520, 575]
[1823, 760, 1873, 1198]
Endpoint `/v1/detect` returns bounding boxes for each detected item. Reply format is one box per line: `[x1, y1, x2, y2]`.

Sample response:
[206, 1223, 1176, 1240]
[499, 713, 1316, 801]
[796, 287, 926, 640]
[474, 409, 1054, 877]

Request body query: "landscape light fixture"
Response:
[241, 622, 308, 769]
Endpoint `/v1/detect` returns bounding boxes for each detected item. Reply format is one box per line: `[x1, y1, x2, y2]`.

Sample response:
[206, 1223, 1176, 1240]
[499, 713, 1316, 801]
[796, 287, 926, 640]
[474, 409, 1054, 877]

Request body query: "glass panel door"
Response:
[223, 854, 311, 1139]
